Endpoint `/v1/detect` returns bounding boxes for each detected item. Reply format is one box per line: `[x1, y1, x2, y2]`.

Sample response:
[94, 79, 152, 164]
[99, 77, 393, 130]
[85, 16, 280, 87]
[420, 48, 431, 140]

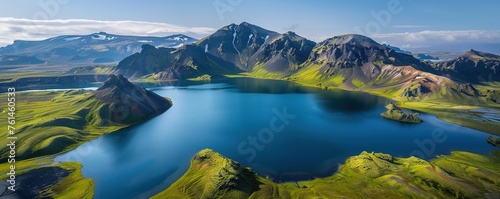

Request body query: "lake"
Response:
[55, 78, 495, 199]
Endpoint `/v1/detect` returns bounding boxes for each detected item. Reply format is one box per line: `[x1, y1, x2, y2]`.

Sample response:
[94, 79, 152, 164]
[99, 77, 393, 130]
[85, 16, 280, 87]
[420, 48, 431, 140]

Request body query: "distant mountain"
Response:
[0, 32, 196, 66]
[0, 55, 45, 65]
[414, 53, 439, 60]
[0, 74, 109, 91]
[432, 49, 500, 83]
[384, 44, 440, 60]
[383, 44, 412, 55]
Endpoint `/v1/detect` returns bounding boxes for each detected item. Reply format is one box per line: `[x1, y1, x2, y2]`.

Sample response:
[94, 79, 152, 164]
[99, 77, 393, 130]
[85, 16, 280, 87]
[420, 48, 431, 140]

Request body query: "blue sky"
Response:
[0, 0, 499, 49]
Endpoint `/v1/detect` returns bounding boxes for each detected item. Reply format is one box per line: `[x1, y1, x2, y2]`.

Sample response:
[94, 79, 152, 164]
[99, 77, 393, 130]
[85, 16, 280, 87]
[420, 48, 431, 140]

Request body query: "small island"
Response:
[488, 136, 500, 147]
[381, 103, 423, 123]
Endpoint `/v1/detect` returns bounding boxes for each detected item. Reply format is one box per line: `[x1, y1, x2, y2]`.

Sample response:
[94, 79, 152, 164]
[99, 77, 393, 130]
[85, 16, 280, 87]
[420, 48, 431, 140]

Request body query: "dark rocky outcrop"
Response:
[381, 103, 423, 123]
[487, 136, 500, 147]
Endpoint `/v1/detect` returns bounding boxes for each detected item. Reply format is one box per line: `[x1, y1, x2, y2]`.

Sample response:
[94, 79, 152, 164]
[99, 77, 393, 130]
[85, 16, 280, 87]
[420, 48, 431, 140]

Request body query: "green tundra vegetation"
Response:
[0, 90, 123, 161]
[154, 149, 500, 199]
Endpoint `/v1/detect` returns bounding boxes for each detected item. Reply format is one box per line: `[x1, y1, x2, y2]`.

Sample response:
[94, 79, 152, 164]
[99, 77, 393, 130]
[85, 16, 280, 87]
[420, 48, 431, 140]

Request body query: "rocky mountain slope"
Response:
[114, 22, 316, 80]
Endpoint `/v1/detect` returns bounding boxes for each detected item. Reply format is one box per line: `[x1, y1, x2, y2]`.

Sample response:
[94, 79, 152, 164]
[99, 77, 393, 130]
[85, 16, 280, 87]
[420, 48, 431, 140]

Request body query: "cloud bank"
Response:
[371, 30, 500, 48]
[0, 17, 216, 47]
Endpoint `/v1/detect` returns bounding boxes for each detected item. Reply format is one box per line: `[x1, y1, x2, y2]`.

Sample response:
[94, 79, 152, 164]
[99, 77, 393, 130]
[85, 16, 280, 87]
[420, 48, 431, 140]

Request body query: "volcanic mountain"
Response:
[94, 74, 172, 124]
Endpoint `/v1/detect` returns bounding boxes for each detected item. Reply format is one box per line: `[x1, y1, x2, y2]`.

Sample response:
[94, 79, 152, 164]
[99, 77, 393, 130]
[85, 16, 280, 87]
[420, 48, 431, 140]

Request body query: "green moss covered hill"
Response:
[154, 149, 500, 199]
[0, 74, 172, 198]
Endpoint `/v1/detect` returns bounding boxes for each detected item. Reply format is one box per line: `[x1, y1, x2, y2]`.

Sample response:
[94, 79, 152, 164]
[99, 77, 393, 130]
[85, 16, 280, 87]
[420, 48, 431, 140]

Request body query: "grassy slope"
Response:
[0, 89, 165, 198]
[155, 149, 500, 199]
[152, 149, 286, 199]
[0, 90, 127, 161]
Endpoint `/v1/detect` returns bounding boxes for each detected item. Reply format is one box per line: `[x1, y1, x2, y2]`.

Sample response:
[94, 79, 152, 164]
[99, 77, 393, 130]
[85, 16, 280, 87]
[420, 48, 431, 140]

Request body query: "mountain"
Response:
[432, 49, 500, 83]
[114, 22, 316, 80]
[0, 74, 109, 91]
[0, 32, 196, 66]
[94, 74, 172, 124]
[196, 22, 315, 73]
[384, 44, 412, 55]
[414, 53, 439, 60]
[0, 74, 172, 161]
[0, 55, 45, 65]
[292, 34, 434, 88]
[110, 23, 497, 104]
[384, 44, 440, 60]
[153, 149, 500, 198]
[113, 43, 242, 79]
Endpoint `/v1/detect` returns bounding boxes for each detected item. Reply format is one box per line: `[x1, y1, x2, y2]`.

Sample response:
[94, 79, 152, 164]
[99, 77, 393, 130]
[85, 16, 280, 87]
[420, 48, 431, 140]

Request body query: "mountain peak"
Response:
[97, 74, 134, 92]
[462, 49, 500, 61]
[240, 21, 251, 26]
[324, 34, 381, 46]
[94, 31, 109, 35]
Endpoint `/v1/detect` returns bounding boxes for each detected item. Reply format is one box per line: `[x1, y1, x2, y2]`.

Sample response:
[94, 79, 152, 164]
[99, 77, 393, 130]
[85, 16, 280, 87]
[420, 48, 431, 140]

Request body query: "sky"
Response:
[0, 0, 499, 51]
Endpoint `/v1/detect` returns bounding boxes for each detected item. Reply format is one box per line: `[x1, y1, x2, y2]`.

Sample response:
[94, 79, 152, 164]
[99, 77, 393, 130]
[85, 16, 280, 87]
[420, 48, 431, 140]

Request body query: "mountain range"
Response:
[0, 32, 196, 66]
[109, 22, 499, 105]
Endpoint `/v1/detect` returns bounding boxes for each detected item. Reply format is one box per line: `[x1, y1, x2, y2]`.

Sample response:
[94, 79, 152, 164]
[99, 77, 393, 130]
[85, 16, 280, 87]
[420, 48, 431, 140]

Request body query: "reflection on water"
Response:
[314, 89, 389, 113]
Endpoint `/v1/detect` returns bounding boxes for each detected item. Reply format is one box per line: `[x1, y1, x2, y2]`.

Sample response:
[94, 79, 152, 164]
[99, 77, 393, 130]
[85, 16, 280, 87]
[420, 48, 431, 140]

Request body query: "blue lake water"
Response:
[55, 78, 495, 199]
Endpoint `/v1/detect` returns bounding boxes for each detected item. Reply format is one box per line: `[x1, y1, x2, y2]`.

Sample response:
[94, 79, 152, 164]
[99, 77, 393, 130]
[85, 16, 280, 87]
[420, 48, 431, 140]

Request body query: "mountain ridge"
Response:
[111, 22, 500, 106]
[0, 32, 197, 67]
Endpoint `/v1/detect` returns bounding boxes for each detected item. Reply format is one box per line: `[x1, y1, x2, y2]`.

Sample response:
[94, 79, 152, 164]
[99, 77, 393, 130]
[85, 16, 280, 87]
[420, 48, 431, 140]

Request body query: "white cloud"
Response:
[371, 30, 500, 48]
[0, 17, 216, 47]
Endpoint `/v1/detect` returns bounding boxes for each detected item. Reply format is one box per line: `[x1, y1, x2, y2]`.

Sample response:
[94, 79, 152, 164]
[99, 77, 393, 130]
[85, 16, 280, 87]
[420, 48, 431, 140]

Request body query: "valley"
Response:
[0, 21, 499, 198]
